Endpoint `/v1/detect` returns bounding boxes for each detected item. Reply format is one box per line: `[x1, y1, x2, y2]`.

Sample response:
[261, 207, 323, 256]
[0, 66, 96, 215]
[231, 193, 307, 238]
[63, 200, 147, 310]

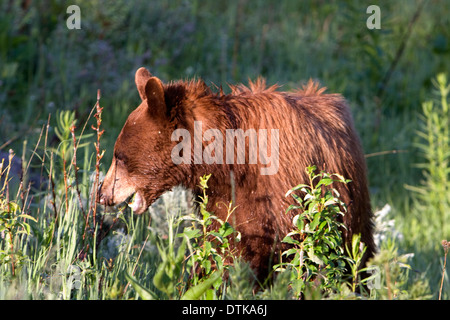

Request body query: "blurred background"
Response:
[1, 0, 449, 298]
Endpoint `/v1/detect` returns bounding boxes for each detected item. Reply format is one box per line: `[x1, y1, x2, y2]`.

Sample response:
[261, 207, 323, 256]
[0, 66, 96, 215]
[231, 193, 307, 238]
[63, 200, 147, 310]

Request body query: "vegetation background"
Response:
[0, 0, 449, 300]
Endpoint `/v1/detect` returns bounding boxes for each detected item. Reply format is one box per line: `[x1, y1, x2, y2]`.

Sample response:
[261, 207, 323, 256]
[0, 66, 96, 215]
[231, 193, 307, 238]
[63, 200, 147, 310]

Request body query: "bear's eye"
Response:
[115, 151, 128, 164]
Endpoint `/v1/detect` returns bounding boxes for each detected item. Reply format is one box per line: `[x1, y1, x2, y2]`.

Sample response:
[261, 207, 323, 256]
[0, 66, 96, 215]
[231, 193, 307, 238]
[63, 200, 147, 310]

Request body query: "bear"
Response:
[98, 67, 375, 280]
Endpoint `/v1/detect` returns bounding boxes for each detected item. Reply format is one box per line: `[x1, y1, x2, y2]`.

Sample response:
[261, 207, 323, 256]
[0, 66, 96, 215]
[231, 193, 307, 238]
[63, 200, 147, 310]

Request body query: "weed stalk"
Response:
[439, 240, 449, 300]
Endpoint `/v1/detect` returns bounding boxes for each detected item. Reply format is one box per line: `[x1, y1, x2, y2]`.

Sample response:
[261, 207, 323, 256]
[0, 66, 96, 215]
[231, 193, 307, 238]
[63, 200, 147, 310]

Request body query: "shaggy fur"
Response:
[98, 67, 375, 279]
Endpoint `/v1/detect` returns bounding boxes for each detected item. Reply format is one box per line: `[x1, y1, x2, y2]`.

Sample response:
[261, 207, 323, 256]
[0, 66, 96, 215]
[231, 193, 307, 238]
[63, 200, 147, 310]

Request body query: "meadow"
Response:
[0, 0, 449, 300]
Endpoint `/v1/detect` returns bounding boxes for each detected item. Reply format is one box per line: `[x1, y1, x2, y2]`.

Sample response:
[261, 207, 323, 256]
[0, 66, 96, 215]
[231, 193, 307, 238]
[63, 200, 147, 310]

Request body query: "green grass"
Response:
[1, 0, 450, 300]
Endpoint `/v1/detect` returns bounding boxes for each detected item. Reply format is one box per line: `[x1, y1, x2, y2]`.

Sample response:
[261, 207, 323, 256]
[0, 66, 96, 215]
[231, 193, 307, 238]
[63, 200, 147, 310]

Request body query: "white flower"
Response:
[373, 204, 403, 248]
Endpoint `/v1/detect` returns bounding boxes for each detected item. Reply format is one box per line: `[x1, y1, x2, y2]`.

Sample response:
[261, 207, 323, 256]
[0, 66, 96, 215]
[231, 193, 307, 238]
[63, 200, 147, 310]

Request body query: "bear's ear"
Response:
[135, 67, 152, 101]
[145, 76, 167, 119]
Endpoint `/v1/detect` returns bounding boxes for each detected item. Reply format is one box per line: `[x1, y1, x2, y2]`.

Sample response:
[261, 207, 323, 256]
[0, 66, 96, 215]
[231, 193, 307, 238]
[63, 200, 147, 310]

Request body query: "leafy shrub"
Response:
[274, 165, 367, 298]
[181, 174, 240, 283]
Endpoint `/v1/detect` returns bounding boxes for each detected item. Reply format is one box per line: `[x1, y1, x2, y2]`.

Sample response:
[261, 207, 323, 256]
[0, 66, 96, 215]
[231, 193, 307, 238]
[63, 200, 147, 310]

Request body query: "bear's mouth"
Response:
[126, 191, 147, 214]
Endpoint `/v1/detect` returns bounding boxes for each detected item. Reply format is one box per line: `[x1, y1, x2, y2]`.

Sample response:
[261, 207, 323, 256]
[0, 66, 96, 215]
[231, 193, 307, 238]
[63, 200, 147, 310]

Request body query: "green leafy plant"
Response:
[130, 210, 187, 300]
[179, 174, 240, 298]
[0, 151, 37, 277]
[365, 239, 431, 300]
[407, 73, 450, 243]
[127, 174, 240, 300]
[274, 165, 351, 298]
[345, 233, 369, 293]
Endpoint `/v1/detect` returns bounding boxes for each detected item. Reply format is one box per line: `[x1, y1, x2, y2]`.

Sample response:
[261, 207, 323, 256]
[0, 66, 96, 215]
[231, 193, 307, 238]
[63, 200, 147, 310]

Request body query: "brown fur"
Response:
[98, 67, 375, 279]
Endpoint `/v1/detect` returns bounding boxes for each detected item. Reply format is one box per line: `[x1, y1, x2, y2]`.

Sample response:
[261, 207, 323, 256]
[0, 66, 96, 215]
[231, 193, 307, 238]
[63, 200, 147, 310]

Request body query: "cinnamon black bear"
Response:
[98, 67, 375, 279]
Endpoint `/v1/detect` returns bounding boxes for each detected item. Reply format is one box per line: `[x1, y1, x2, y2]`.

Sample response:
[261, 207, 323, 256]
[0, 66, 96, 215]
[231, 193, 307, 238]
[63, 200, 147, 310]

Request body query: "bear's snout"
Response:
[97, 181, 116, 207]
[97, 181, 107, 205]
[96, 157, 140, 211]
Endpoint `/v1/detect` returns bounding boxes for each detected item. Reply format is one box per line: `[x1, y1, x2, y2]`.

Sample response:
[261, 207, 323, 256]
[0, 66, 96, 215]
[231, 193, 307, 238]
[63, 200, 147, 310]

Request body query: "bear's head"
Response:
[97, 67, 186, 214]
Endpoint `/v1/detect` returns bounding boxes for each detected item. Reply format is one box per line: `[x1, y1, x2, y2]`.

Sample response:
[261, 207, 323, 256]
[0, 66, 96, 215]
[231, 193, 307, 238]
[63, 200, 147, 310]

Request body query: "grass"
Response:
[1, 0, 450, 300]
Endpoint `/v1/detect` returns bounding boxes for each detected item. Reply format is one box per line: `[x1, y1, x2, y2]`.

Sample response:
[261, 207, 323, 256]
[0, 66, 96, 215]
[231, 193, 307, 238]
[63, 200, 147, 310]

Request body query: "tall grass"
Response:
[404, 73, 450, 299]
[0, 94, 155, 299]
[408, 74, 449, 237]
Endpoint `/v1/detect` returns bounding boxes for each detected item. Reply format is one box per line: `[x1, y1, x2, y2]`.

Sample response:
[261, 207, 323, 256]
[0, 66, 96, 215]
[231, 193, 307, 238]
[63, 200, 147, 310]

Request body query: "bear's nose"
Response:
[97, 181, 105, 205]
